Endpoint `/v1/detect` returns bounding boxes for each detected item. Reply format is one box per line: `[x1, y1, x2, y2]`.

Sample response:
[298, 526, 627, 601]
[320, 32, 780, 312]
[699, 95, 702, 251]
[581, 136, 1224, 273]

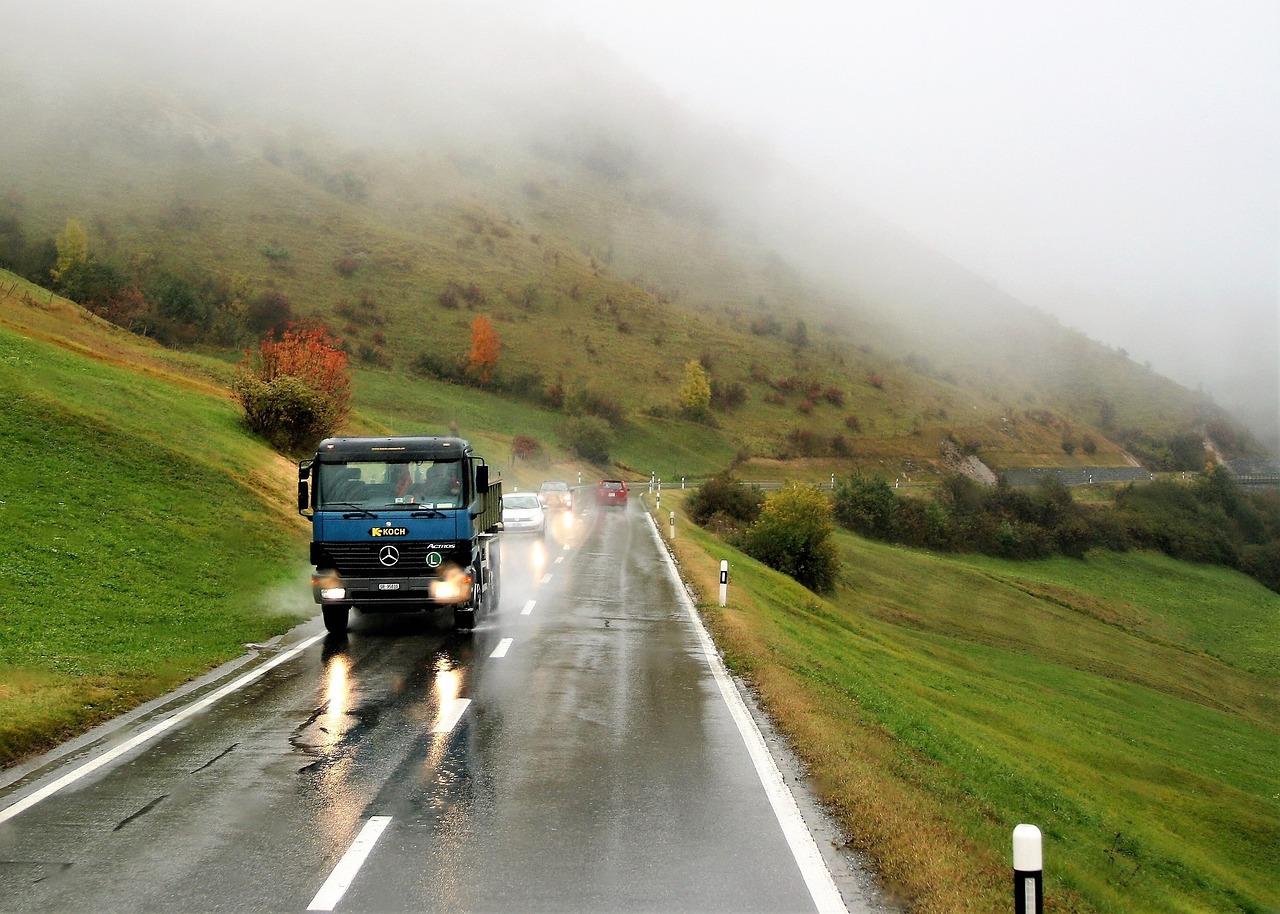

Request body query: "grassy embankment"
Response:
[653, 491, 1280, 913]
[0, 284, 314, 766]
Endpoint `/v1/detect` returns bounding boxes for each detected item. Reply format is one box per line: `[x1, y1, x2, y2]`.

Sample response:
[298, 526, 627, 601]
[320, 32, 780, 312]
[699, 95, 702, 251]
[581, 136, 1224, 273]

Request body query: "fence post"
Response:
[1013, 824, 1043, 914]
[718, 560, 728, 607]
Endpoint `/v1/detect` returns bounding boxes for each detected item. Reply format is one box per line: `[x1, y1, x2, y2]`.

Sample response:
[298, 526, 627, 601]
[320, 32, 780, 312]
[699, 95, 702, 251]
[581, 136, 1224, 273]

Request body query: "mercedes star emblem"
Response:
[378, 545, 400, 566]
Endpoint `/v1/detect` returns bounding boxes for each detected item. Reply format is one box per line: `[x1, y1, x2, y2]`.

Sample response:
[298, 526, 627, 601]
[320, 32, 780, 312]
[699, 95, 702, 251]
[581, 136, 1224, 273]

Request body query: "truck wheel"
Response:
[322, 605, 350, 635]
[455, 578, 482, 631]
[488, 541, 501, 611]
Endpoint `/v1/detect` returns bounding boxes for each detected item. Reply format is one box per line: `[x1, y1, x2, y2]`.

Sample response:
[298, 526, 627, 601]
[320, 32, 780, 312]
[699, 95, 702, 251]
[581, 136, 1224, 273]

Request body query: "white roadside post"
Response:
[1013, 824, 1043, 914]
[718, 560, 729, 607]
[669, 511, 675, 540]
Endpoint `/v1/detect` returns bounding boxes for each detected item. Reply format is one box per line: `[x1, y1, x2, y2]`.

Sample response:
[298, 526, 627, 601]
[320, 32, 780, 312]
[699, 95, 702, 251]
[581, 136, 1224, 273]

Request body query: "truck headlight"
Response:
[313, 571, 345, 602]
[431, 568, 472, 603]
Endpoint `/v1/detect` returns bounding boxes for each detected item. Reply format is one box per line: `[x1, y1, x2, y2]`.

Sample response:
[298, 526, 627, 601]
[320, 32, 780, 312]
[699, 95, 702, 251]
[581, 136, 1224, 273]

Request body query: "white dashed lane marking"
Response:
[307, 815, 392, 911]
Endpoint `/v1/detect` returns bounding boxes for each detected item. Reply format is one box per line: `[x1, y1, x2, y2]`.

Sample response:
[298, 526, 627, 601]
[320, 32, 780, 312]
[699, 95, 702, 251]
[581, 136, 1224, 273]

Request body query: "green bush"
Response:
[687, 473, 764, 533]
[744, 483, 840, 594]
[231, 374, 337, 455]
[833, 473, 900, 540]
[558, 415, 612, 464]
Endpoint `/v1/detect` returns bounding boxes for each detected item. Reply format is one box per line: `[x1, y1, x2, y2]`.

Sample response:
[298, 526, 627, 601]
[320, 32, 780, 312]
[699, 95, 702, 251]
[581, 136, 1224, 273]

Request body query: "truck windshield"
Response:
[317, 459, 463, 510]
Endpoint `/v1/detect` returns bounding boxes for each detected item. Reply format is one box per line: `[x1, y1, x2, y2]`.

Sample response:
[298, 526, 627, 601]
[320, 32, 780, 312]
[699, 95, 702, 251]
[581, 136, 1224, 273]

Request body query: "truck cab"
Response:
[298, 436, 502, 633]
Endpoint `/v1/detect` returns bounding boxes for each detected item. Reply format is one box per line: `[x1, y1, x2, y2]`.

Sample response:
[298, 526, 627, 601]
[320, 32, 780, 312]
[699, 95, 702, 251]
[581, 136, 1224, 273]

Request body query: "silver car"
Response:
[501, 492, 547, 536]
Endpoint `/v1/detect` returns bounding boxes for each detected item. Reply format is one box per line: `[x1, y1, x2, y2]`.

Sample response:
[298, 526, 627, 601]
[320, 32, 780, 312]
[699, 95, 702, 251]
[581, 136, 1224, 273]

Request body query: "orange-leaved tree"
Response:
[232, 321, 351, 454]
[468, 315, 500, 383]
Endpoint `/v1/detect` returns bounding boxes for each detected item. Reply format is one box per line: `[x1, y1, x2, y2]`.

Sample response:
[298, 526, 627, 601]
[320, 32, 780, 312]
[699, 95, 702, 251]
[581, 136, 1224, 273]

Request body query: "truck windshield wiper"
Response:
[325, 502, 378, 518]
[410, 507, 447, 518]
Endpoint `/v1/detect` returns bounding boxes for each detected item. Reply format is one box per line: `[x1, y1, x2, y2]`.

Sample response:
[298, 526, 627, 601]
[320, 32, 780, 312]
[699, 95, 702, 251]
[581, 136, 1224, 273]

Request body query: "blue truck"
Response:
[297, 436, 503, 634]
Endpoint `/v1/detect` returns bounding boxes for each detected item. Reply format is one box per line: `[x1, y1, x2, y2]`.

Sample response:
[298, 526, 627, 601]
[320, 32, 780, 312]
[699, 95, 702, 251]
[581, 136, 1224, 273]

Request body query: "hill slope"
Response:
[0, 29, 1265, 479]
[0, 276, 311, 765]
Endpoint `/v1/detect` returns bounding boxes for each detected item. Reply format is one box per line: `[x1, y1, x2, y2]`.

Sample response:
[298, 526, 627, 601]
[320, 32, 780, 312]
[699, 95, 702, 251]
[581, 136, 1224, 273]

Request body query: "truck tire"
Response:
[455, 577, 482, 631]
[322, 604, 350, 635]
[488, 540, 501, 611]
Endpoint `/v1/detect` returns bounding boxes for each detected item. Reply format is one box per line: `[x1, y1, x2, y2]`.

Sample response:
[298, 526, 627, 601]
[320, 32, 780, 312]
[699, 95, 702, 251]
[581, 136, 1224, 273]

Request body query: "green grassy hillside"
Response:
[0, 282, 313, 765]
[661, 493, 1280, 913]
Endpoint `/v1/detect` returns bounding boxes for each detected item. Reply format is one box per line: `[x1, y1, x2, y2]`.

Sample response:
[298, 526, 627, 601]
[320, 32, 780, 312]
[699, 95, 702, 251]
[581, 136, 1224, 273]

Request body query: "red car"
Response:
[596, 479, 628, 507]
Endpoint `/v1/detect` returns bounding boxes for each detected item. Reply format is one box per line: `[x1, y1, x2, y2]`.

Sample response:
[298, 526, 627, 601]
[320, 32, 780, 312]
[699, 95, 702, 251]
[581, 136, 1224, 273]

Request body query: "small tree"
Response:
[745, 483, 841, 593]
[51, 218, 88, 286]
[233, 321, 351, 454]
[468, 315, 500, 383]
[677, 359, 712, 417]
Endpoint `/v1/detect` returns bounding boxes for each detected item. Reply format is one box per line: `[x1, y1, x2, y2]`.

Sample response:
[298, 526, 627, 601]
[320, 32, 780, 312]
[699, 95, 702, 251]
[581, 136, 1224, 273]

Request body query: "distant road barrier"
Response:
[1001, 467, 1151, 487]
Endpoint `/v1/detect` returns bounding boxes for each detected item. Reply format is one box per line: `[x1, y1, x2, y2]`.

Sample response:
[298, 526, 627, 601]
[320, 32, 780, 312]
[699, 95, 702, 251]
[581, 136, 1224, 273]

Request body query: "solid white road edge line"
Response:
[521, 600, 536, 616]
[432, 698, 472, 734]
[307, 815, 392, 911]
[0, 633, 327, 826]
[491, 638, 514, 658]
[645, 514, 848, 914]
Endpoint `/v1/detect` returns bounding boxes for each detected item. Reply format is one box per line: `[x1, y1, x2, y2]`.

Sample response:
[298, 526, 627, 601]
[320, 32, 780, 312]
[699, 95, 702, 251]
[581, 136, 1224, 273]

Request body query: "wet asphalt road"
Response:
[0, 501, 868, 913]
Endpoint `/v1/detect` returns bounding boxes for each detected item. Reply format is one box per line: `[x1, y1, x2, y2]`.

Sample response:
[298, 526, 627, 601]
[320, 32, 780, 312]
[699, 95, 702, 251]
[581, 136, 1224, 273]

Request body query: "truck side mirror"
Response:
[475, 465, 489, 492]
[298, 459, 314, 517]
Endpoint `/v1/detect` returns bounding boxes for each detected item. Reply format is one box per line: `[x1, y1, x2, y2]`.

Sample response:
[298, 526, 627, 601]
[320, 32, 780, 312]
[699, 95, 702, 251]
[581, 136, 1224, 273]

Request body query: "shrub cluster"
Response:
[686, 473, 764, 537]
[0, 211, 292, 348]
[687, 476, 838, 593]
[833, 468, 1280, 592]
[232, 322, 351, 455]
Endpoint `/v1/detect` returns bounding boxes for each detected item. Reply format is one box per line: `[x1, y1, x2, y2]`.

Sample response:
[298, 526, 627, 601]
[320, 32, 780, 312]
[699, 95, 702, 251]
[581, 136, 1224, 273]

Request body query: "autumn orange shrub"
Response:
[233, 321, 351, 454]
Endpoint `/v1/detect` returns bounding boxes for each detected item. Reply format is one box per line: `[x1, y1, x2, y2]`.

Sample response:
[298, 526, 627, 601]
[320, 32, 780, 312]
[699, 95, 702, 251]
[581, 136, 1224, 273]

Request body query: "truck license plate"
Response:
[379, 583, 401, 591]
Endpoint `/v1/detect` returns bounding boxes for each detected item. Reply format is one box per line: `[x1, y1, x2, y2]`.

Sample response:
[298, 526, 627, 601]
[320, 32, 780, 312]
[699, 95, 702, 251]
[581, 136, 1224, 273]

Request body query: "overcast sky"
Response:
[499, 0, 1279, 438]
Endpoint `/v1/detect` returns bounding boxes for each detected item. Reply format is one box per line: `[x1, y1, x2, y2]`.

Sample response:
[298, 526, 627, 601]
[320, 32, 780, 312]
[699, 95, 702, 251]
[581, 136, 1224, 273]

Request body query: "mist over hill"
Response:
[1, 2, 1271, 465]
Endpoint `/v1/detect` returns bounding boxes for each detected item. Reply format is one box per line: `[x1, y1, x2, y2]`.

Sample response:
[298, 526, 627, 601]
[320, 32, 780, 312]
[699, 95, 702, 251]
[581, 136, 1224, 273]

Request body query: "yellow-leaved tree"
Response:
[52, 218, 88, 285]
[677, 359, 711, 417]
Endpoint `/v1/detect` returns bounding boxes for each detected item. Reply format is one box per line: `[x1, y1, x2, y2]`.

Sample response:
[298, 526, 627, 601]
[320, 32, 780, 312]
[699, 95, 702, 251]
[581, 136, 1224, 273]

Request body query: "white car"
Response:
[501, 492, 546, 536]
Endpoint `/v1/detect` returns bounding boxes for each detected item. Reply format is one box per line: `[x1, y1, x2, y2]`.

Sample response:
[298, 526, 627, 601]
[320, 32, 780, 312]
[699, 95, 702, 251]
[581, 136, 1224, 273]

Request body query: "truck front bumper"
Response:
[312, 569, 472, 609]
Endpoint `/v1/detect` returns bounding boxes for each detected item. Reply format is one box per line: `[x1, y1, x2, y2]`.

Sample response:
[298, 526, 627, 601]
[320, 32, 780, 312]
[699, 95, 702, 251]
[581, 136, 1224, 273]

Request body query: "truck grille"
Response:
[317, 542, 469, 575]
